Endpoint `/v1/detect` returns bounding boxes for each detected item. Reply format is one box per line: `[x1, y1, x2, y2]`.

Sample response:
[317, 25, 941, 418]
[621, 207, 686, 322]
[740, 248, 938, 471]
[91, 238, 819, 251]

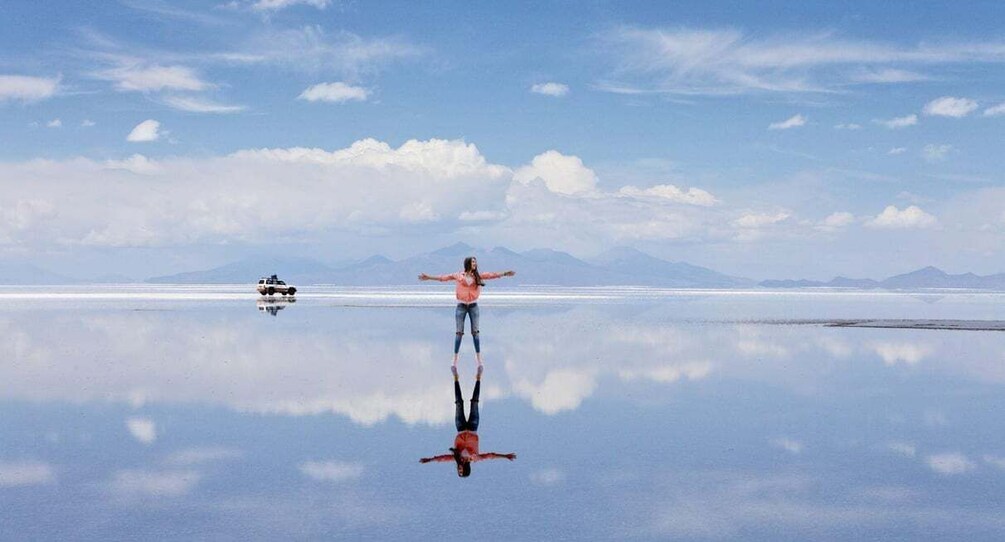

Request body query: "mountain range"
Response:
[10, 245, 1005, 290]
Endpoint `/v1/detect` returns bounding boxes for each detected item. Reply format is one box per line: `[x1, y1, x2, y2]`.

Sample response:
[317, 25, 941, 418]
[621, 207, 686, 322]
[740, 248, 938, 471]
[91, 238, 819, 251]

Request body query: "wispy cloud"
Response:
[529, 468, 565, 486]
[111, 469, 200, 497]
[923, 96, 978, 117]
[618, 184, 718, 206]
[876, 114, 918, 129]
[983, 102, 1005, 116]
[0, 74, 60, 103]
[298, 82, 370, 103]
[770, 437, 804, 454]
[888, 147, 907, 155]
[250, 0, 330, 11]
[0, 461, 56, 487]
[46, 119, 62, 128]
[127, 416, 157, 444]
[162, 95, 245, 113]
[299, 460, 364, 482]
[769, 114, 806, 130]
[598, 26, 1005, 95]
[923, 143, 953, 162]
[926, 453, 975, 475]
[834, 123, 861, 130]
[531, 82, 570, 97]
[95, 61, 209, 92]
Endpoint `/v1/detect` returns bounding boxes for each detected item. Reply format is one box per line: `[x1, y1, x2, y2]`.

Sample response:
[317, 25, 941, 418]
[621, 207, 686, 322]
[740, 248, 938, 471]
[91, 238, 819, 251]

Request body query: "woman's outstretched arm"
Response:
[473, 452, 516, 461]
[418, 272, 457, 281]
[480, 271, 516, 280]
[419, 454, 454, 463]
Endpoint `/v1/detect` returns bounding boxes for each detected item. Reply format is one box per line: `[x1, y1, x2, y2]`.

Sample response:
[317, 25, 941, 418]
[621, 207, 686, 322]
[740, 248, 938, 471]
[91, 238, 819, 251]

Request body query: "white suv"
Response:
[257, 275, 297, 296]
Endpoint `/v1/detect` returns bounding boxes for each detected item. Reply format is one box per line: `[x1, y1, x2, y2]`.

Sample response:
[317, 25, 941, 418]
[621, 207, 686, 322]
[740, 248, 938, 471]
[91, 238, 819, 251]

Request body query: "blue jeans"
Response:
[454, 380, 480, 431]
[454, 303, 480, 354]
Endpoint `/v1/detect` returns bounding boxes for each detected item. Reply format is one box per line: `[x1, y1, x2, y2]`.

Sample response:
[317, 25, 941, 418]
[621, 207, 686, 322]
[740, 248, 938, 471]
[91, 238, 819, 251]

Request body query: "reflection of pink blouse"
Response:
[422, 430, 513, 463]
[432, 271, 503, 304]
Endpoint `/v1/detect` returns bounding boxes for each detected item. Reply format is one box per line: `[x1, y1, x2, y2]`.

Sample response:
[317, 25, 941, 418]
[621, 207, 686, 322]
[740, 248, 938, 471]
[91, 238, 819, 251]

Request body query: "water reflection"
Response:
[256, 297, 296, 316]
[420, 369, 517, 477]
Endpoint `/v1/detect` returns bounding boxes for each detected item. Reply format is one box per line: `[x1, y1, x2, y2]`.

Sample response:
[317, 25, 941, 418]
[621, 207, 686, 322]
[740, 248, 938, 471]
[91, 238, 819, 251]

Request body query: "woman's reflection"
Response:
[420, 366, 516, 477]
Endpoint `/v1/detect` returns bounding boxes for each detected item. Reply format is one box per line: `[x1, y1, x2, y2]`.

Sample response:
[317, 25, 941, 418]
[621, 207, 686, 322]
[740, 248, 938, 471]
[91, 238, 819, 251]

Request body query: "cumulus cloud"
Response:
[876, 114, 918, 129]
[126, 119, 162, 142]
[866, 205, 936, 229]
[46, 119, 62, 128]
[511, 368, 598, 415]
[922, 96, 978, 118]
[162, 95, 245, 113]
[530, 82, 570, 97]
[618, 184, 718, 206]
[870, 342, 932, 365]
[111, 469, 200, 497]
[817, 211, 855, 231]
[81, 119, 96, 127]
[513, 150, 598, 195]
[768, 114, 806, 130]
[984, 102, 1005, 117]
[0, 74, 60, 103]
[104, 154, 162, 175]
[597, 27, 1005, 95]
[299, 460, 364, 482]
[126, 417, 157, 444]
[922, 143, 953, 162]
[733, 211, 790, 229]
[298, 82, 370, 103]
[0, 460, 55, 487]
[926, 453, 975, 475]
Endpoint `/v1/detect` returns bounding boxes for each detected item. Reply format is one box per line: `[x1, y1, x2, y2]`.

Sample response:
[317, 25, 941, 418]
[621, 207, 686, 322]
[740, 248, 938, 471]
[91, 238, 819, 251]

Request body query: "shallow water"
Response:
[2, 287, 1005, 540]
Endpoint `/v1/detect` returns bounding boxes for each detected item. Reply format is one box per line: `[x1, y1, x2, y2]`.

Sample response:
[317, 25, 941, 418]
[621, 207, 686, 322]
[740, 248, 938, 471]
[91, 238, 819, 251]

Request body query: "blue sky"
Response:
[2, 0, 1005, 279]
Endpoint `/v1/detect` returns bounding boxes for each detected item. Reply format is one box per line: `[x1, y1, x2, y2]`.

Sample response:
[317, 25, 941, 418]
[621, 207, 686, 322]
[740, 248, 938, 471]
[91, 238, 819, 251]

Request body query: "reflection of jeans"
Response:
[454, 303, 480, 354]
[454, 380, 481, 431]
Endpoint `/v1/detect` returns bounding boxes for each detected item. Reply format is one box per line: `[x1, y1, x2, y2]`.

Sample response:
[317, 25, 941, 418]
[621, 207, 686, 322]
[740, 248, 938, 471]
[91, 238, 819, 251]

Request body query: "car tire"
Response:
[288, 288, 296, 295]
[267, 287, 275, 295]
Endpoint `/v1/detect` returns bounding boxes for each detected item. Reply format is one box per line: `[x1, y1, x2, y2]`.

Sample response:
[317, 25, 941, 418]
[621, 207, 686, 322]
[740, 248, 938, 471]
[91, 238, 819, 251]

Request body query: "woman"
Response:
[419, 367, 516, 477]
[418, 256, 515, 369]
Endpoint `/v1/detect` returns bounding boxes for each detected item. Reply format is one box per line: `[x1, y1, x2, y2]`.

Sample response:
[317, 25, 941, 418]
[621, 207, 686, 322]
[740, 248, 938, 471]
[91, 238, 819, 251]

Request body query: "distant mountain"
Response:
[0, 262, 76, 285]
[147, 256, 336, 284]
[143, 244, 753, 287]
[760, 266, 1005, 290]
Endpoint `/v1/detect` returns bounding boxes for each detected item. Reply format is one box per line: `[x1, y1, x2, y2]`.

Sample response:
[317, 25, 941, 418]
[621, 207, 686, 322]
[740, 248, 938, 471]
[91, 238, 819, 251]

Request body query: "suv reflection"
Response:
[257, 297, 296, 316]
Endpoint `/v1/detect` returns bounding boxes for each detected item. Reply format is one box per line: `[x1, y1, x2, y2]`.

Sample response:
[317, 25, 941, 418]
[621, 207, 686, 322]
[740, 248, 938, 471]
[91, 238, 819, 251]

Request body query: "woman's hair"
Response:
[450, 447, 472, 477]
[463, 256, 484, 286]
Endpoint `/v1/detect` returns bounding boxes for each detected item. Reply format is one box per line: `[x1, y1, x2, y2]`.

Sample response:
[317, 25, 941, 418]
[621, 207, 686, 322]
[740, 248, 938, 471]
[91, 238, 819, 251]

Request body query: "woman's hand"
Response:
[503, 270, 516, 277]
[419, 457, 432, 463]
[418, 273, 430, 281]
[505, 453, 516, 461]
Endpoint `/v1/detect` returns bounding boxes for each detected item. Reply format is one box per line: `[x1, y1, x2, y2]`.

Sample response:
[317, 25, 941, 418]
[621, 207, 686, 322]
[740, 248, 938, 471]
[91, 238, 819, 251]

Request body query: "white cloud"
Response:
[922, 143, 953, 162]
[104, 154, 162, 175]
[922, 96, 978, 118]
[111, 469, 200, 497]
[888, 147, 907, 155]
[46, 119, 62, 128]
[870, 342, 932, 365]
[81, 119, 96, 127]
[866, 205, 936, 229]
[529, 468, 565, 486]
[511, 368, 598, 414]
[97, 63, 209, 92]
[733, 211, 789, 229]
[513, 150, 598, 195]
[530, 82, 570, 97]
[298, 82, 370, 103]
[983, 455, 1005, 470]
[876, 114, 918, 129]
[126, 417, 157, 444]
[834, 123, 861, 130]
[887, 442, 916, 457]
[0, 461, 55, 487]
[162, 95, 245, 114]
[768, 114, 806, 130]
[618, 184, 718, 206]
[771, 437, 803, 454]
[984, 102, 1005, 117]
[165, 447, 243, 466]
[926, 453, 975, 475]
[299, 460, 364, 482]
[818, 211, 855, 231]
[598, 27, 1005, 95]
[126, 119, 162, 142]
[0, 74, 60, 103]
[251, 0, 330, 11]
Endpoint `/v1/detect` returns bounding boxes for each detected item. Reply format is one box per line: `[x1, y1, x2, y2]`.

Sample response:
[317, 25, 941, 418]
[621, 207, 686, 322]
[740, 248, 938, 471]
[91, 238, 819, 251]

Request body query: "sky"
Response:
[2, 0, 1005, 280]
